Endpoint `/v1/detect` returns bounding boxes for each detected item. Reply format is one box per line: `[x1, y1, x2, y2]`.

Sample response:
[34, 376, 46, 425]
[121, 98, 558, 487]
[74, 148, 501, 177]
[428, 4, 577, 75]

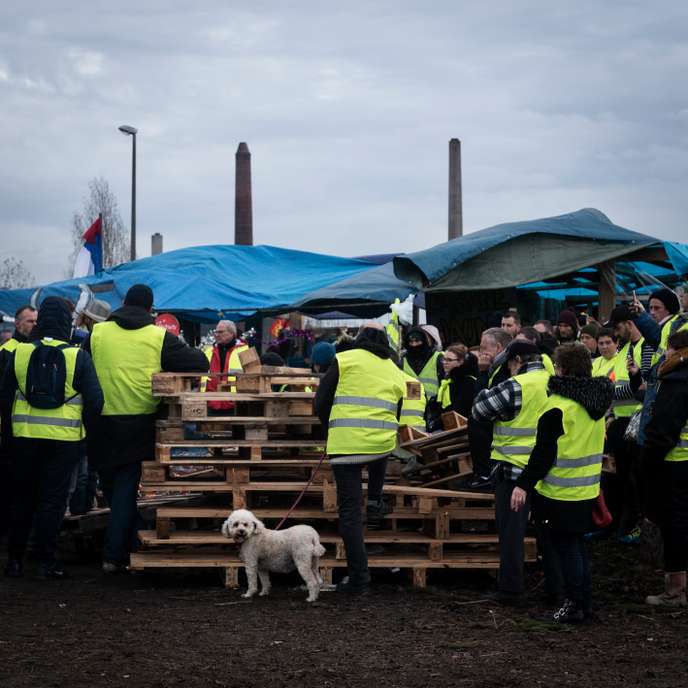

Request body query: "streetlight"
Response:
[118, 124, 137, 261]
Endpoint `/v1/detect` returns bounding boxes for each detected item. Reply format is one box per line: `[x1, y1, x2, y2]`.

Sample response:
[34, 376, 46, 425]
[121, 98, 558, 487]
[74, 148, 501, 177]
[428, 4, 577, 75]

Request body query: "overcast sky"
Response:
[1, 1, 687, 285]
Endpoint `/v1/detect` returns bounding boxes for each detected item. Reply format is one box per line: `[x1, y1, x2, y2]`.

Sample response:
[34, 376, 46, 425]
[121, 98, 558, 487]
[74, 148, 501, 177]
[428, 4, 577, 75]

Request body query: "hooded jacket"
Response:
[82, 304, 208, 468]
[314, 327, 402, 429]
[515, 375, 614, 532]
[400, 326, 444, 381]
[0, 297, 104, 448]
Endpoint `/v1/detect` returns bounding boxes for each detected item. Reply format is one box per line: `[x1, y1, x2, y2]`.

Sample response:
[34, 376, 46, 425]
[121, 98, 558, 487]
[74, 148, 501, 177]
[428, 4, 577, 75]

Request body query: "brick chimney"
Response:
[235, 142, 253, 245]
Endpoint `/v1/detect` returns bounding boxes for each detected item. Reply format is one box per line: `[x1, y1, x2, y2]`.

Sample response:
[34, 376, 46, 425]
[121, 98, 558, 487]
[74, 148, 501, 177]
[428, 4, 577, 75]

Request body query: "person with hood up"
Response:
[315, 322, 406, 594]
[400, 326, 444, 400]
[556, 310, 579, 344]
[511, 342, 614, 623]
[83, 284, 208, 573]
[642, 330, 688, 607]
[1, 297, 103, 579]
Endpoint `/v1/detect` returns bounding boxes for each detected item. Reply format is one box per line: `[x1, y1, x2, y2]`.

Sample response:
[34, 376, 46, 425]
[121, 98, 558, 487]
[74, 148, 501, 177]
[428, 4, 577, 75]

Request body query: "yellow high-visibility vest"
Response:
[403, 351, 442, 398]
[91, 321, 165, 416]
[535, 393, 605, 501]
[327, 349, 406, 456]
[399, 373, 426, 429]
[653, 315, 688, 366]
[12, 338, 84, 442]
[491, 368, 550, 469]
[542, 353, 555, 376]
[611, 339, 643, 418]
[592, 354, 617, 379]
[666, 424, 688, 462]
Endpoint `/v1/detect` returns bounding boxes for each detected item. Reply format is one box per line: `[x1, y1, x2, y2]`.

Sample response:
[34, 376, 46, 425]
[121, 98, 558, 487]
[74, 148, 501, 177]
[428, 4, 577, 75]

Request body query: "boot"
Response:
[646, 572, 687, 607]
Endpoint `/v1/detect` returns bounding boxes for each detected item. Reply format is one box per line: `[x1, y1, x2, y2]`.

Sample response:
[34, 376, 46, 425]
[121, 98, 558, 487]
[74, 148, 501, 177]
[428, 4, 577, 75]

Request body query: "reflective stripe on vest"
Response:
[91, 321, 165, 416]
[535, 394, 606, 501]
[327, 349, 406, 456]
[399, 373, 426, 429]
[666, 424, 688, 463]
[491, 368, 550, 469]
[611, 340, 643, 418]
[11, 338, 84, 442]
[402, 351, 442, 398]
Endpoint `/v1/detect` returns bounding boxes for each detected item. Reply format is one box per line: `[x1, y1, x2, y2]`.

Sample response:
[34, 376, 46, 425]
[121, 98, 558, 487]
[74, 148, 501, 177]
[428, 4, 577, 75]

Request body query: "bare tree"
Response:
[0, 257, 36, 290]
[69, 177, 129, 273]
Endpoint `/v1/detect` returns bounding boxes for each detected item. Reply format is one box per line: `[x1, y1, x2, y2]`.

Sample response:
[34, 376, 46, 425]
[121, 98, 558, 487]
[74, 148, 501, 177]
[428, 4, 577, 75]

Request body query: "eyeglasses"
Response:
[443, 356, 460, 363]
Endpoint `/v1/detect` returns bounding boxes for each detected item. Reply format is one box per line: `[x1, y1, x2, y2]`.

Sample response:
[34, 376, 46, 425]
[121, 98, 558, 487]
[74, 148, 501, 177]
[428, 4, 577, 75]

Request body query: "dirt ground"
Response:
[1, 541, 687, 688]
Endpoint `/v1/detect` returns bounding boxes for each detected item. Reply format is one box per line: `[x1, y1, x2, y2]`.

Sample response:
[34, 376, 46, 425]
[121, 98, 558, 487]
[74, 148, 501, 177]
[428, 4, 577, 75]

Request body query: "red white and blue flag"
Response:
[72, 216, 103, 278]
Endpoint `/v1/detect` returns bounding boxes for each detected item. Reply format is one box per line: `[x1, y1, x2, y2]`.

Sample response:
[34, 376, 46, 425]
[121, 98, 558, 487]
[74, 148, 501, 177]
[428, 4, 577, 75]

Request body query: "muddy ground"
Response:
[1, 541, 687, 688]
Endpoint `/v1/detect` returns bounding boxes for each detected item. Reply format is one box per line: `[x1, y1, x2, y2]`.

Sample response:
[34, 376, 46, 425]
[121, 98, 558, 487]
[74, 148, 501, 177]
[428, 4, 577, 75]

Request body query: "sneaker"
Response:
[3, 559, 23, 578]
[618, 525, 642, 545]
[336, 578, 370, 595]
[37, 562, 68, 580]
[645, 591, 687, 607]
[550, 599, 585, 624]
[102, 561, 128, 575]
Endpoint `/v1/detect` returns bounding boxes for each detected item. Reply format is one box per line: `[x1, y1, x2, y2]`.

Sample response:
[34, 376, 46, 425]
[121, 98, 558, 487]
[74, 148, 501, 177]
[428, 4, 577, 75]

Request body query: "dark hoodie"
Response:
[401, 326, 444, 381]
[314, 327, 401, 428]
[81, 304, 208, 469]
[515, 375, 614, 532]
[0, 297, 104, 447]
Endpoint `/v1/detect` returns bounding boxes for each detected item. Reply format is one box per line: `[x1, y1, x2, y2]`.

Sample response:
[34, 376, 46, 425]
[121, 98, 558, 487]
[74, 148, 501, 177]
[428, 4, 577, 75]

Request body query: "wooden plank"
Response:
[441, 411, 468, 431]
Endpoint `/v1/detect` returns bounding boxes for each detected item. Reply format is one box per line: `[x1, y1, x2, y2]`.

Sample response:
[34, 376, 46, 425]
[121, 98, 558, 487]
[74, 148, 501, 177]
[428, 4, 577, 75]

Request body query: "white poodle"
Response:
[221, 508, 326, 602]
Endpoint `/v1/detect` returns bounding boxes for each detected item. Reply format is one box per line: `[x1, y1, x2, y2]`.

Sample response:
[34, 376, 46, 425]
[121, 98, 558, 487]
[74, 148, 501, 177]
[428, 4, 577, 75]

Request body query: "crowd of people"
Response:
[2, 281, 688, 622]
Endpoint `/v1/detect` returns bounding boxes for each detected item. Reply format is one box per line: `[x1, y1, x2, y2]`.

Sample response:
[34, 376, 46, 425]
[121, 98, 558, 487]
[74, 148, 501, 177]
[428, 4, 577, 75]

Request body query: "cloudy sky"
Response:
[1, 1, 687, 285]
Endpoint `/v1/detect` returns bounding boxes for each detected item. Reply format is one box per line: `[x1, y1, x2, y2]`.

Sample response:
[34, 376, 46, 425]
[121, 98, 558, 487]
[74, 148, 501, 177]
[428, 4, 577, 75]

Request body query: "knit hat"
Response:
[124, 284, 154, 310]
[557, 310, 579, 330]
[580, 322, 600, 337]
[649, 288, 680, 315]
[311, 341, 336, 367]
[505, 340, 540, 361]
[83, 299, 112, 323]
[608, 306, 633, 327]
[36, 297, 73, 342]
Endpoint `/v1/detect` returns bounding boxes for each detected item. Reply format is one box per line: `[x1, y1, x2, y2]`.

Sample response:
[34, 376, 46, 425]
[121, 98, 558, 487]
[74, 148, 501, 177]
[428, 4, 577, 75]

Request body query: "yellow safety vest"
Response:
[436, 375, 477, 411]
[666, 423, 688, 463]
[0, 337, 19, 353]
[403, 351, 442, 398]
[653, 315, 688, 366]
[592, 354, 617, 379]
[535, 394, 605, 501]
[399, 373, 426, 429]
[91, 321, 165, 416]
[611, 339, 643, 418]
[542, 353, 555, 376]
[327, 349, 406, 456]
[11, 338, 84, 442]
[491, 368, 550, 468]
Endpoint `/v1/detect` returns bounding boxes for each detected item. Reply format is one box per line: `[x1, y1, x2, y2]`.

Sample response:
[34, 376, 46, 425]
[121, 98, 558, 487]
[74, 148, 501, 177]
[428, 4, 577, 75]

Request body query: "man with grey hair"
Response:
[205, 319, 248, 411]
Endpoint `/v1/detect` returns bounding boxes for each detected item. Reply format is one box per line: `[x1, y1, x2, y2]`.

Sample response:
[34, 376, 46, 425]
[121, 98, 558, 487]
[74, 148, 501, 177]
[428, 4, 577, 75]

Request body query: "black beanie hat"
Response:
[36, 297, 73, 342]
[557, 309, 579, 330]
[609, 305, 633, 326]
[505, 340, 540, 361]
[649, 288, 680, 315]
[124, 284, 154, 310]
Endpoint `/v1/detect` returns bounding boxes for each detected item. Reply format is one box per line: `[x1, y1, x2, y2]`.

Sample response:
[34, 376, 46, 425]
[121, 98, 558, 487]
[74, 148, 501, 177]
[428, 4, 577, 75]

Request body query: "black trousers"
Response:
[606, 417, 641, 534]
[495, 469, 530, 594]
[547, 529, 591, 610]
[7, 437, 81, 565]
[657, 461, 688, 572]
[331, 458, 387, 584]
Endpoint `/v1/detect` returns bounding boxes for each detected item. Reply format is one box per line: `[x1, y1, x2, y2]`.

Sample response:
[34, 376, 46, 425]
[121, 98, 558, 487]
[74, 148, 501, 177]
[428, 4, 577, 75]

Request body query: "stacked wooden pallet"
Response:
[130, 351, 536, 588]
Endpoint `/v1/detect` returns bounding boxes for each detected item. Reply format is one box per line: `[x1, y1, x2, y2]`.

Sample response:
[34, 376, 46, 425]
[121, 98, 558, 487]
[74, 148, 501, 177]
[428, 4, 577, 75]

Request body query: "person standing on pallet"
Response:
[204, 320, 249, 413]
[83, 284, 208, 574]
[1, 297, 103, 579]
[471, 340, 550, 605]
[315, 321, 406, 594]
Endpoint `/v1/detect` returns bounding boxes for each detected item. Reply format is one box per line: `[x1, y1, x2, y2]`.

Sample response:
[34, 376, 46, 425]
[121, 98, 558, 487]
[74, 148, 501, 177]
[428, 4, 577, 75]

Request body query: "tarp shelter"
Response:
[0, 245, 383, 323]
[393, 208, 687, 344]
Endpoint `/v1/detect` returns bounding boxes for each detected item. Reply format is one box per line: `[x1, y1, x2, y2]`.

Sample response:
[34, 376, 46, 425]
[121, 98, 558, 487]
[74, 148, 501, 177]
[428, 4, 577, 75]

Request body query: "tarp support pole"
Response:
[598, 260, 616, 322]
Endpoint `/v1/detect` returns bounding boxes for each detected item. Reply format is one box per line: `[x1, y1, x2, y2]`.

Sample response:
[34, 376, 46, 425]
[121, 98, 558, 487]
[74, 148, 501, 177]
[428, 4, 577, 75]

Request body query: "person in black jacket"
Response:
[82, 284, 209, 573]
[1, 297, 103, 578]
[643, 330, 688, 606]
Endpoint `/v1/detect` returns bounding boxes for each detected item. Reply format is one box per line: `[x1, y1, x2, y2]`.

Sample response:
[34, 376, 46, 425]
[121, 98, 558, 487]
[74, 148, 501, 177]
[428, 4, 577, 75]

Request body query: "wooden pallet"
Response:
[155, 439, 325, 462]
[155, 417, 321, 443]
[163, 394, 315, 421]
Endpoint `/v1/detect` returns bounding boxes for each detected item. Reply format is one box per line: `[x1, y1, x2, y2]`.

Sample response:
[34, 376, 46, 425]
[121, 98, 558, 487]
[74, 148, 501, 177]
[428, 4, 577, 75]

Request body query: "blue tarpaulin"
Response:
[0, 245, 379, 322]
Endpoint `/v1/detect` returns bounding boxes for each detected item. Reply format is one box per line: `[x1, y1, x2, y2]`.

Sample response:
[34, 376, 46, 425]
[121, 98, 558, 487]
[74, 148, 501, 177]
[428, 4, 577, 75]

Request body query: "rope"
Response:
[274, 452, 328, 531]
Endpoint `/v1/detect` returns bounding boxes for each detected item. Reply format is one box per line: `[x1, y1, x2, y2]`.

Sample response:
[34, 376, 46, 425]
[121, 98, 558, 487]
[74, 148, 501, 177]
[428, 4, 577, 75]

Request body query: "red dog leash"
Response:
[274, 453, 328, 531]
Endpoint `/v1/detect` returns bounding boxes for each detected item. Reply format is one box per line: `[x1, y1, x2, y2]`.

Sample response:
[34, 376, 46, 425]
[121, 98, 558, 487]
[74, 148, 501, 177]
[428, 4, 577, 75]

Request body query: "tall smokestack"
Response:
[235, 142, 253, 245]
[448, 138, 463, 240]
[151, 232, 163, 255]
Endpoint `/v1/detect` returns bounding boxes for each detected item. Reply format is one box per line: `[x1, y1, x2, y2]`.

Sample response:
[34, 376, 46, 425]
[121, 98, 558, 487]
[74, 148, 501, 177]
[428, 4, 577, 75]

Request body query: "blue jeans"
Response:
[99, 462, 143, 565]
[549, 530, 591, 610]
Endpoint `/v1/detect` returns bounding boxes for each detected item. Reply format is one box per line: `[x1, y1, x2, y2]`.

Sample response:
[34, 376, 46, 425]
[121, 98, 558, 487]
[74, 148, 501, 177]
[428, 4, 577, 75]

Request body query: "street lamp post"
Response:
[118, 125, 138, 261]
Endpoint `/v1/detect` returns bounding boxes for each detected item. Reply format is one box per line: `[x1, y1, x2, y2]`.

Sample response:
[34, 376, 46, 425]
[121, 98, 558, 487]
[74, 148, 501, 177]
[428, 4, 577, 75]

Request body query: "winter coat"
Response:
[426, 352, 478, 430]
[82, 305, 209, 469]
[516, 375, 614, 533]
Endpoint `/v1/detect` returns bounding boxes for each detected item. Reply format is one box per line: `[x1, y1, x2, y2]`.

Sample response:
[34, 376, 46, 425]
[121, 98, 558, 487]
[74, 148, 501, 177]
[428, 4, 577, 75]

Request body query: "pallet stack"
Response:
[130, 350, 536, 588]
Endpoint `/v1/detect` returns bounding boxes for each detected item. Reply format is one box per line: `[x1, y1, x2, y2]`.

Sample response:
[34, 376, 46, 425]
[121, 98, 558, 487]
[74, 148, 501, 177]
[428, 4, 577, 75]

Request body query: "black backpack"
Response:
[22, 342, 77, 410]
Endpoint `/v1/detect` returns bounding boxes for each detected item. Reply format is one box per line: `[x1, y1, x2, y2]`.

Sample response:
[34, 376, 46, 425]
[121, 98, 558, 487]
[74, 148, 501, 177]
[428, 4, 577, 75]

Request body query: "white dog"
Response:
[221, 509, 326, 602]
